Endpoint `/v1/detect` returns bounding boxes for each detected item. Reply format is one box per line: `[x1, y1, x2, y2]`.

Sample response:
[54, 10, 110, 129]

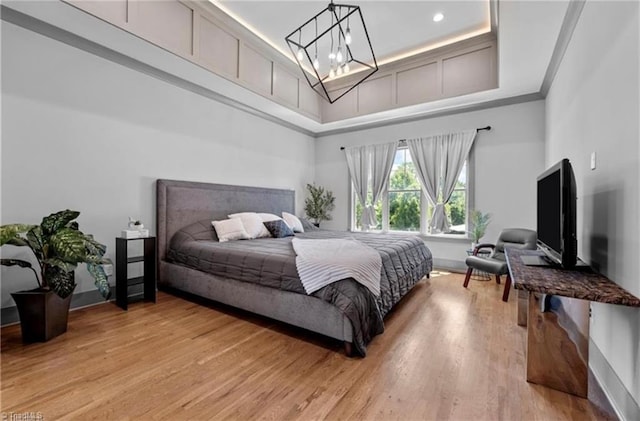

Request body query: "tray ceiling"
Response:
[213, 0, 491, 67]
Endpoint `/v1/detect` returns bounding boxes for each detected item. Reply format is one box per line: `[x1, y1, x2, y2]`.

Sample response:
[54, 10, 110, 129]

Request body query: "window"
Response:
[388, 149, 421, 232]
[445, 161, 468, 234]
[351, 147, 469, 235]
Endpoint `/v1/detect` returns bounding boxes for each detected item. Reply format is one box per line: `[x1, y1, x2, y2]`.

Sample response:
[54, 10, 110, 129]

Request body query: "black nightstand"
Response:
[115, 236, 156, 310]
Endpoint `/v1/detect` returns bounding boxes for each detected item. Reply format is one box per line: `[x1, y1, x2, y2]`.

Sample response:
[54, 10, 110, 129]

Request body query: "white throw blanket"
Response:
[291, 238, 382, 296]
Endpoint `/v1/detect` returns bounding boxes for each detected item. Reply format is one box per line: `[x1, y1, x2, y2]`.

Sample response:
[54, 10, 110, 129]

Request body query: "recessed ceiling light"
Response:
[433, 13, 444, 22]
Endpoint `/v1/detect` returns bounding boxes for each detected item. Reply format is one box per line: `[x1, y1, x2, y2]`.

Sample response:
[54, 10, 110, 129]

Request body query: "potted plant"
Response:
[304, 183, 336, 227]
[469, 209, 491, 249]
[0, 210, 111, 342]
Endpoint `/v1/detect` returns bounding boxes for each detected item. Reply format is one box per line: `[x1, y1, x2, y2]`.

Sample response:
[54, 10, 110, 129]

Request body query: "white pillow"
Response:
[211, 218, 250, 242]
[228, 212, 270, 238]
[258, 213, 282, 222]
[282, 212, 304, 233]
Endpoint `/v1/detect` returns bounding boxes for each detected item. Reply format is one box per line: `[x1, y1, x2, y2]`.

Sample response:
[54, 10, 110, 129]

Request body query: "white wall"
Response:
[545, 0, 640, 417]
[315, 100, 546, 267]
[1, 21, 315, 307]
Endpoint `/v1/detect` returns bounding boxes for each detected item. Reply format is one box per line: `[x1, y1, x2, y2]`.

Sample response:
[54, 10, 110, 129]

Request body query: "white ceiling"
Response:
[214, 0, 491, 67]
[208, 1, 570, 135]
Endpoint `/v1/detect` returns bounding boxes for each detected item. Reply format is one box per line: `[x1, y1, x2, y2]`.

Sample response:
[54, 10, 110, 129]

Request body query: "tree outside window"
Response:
[388, 149, 421, 231]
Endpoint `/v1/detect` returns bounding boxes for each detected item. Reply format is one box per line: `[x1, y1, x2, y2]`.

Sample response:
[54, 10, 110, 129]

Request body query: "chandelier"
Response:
[285, 1, 378, 104]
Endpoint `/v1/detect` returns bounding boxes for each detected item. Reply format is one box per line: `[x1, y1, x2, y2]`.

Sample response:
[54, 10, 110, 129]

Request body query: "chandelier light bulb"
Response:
[329, 67, 335, 78]
[336, 47, 343, 63]
[337, 66, 343, 76]
[345, 28, 352, 45]
[313, 56, 320, 70]
[296, 30, 304, 61]
[344, 62, 350, 73]
[328, 51, 336, 60]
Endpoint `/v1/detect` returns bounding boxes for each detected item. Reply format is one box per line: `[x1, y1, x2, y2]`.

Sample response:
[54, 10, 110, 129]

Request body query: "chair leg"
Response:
[495, 274, 501, 285]
[502, 273, 512, 302]
[463, 267, 473, 288]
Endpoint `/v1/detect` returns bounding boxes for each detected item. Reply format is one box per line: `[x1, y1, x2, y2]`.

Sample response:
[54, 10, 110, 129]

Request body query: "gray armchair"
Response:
[463, 228, 537, 301]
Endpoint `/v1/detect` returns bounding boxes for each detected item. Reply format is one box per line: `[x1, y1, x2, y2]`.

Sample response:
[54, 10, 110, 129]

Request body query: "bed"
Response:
[156, 179, 432, 356]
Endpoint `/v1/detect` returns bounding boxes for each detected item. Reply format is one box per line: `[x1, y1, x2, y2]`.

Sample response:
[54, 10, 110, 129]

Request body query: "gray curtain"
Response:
[368, 141, 399, 227]
[407, 130, 476, 233]
[345, 145, 369, 227]
[345, 141, 398, 229]
[407, 137, 439, 223]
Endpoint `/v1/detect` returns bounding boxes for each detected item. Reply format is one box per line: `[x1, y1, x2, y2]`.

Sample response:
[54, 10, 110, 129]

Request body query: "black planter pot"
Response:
[11, 287, 74, 343]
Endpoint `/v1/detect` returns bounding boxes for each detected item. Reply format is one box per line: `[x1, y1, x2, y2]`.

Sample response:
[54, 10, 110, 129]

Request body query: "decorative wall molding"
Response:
[321, 33, 498, 123]
[63, 0, 323, 121]
[0, 5, 316, 137]
[1, 0, 584, 137]
[60, 0, 501, 126]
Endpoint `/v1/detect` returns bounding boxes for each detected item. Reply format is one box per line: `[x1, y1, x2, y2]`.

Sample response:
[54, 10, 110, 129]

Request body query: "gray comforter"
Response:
[168, 226, 432, 356]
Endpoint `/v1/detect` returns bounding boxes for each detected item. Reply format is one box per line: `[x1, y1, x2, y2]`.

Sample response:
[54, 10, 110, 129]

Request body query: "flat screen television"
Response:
[536, 158, 577, 268]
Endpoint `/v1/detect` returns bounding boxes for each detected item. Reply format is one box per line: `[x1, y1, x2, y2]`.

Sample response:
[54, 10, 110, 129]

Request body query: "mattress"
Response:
[167, 226, 432, 355]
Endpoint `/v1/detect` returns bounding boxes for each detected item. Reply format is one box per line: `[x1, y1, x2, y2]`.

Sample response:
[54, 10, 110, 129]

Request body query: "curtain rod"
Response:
[339, 126, 491, 150]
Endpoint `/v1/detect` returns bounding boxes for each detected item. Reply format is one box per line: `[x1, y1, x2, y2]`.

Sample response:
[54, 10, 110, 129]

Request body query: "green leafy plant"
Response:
[0, 210, 111, 299]
[304, 184, 336, 225]
[468, 210, 491, 243]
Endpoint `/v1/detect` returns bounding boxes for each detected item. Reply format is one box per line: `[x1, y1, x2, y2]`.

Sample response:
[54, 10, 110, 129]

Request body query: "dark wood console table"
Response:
[505, 248, 640, 398]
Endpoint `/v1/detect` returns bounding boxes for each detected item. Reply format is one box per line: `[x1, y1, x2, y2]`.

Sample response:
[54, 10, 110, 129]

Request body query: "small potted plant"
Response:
[469, 209, 491, 249]
[304, 183, 336, 227]
[1, 210, 111, 342]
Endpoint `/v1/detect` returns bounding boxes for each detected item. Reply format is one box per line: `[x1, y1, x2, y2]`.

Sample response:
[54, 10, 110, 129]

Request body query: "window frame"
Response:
[348, 146, 474, 238]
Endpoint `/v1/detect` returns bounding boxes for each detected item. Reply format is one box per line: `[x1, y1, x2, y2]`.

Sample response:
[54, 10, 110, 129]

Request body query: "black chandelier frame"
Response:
[285, 1, 378, 104]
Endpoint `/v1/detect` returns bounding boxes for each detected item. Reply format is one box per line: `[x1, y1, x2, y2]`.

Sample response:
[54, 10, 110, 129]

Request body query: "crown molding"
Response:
[540, 0, 586, 97]
[316, 92, 544, 137]
[0, 4, 317, 137]
[3, 0, 584, 138]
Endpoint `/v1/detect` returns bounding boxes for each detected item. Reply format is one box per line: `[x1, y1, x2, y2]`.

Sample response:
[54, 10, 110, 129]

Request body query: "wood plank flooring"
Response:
[1, 273, 616, 420]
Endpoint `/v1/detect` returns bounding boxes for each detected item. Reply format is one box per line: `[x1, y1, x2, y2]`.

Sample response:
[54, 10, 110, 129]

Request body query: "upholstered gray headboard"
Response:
[156, 179, 295, 262]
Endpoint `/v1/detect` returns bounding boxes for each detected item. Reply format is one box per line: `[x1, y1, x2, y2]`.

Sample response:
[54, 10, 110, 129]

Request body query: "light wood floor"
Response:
[2, 273, 616, 420]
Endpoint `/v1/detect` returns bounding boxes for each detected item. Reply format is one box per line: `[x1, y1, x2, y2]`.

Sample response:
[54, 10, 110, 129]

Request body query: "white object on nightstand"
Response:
[121, 229, 141, 239]
[122, 229, 150, 239]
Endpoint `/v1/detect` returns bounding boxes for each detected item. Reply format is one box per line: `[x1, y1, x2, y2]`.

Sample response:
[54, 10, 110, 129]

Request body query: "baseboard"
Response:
[1, 286, 116, 327]
[433, 258, 467, 273]
[0, 261, 465, 325]
[589, 338, 640, 421]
